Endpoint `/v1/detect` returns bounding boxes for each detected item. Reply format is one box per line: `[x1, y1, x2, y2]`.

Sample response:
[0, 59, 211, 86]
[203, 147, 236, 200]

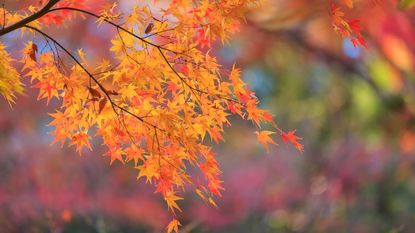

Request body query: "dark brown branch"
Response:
[0, 0, 61, 37]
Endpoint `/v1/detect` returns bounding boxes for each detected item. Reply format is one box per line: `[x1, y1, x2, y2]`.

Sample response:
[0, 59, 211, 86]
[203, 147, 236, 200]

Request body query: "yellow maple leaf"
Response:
[166, 219, 181, 233]
[0, 42, 24, 105]
[164, 191, 183, 213]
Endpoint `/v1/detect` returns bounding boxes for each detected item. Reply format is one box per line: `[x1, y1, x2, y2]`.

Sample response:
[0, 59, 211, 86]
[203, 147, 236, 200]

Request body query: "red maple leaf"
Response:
[282, 130, 304, 152]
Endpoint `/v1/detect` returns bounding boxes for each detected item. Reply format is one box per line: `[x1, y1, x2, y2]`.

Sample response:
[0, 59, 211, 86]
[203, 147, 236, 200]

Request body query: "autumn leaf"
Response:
[98, 97, 107, 113]
[208, 197, 218, 208]
[256, 130, 277, 153]
[282, 130, 304, 152]
[88, 87, 101, 99]
[32, 43, 38, 53]
[164, 191, 183, 214]
[195, 188, 207, 201]
[145, 22, 154, 34]
[105, 147, 125, 165]
[69, 132, 92, 155]
[28, 43, 38, 62]
[0, 42, 24, 104]
[330, 2, 367, 48]
[28, 46, 37, 62]
[166, 219, 181, 233]
[209, 127, 224, 144]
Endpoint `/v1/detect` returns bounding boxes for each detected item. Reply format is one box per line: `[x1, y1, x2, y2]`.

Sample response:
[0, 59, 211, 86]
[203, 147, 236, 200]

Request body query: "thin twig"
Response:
[0, 0, 61, 36]
[48, 7, 181, 55]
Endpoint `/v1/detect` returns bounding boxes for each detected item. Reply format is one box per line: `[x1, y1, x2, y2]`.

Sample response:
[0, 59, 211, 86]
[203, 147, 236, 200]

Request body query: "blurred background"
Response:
[1, 0, 415, 232]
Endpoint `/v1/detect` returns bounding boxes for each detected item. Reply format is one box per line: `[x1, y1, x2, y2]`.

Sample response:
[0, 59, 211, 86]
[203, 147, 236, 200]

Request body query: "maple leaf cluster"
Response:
[0, 42, 24, 105]
[330, 0, 367, 48]
[0, 0, 305, 232]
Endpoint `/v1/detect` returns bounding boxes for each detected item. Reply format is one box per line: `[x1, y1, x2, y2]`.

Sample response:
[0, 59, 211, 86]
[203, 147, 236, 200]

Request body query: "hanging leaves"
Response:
[0, 1, 307, 232]
[330, 0, 367, 48]
[166, 219, 181, 233]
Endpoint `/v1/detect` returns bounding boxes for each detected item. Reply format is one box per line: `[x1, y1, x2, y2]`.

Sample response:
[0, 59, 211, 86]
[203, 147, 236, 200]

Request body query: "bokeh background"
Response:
[1, 0, 415, 232]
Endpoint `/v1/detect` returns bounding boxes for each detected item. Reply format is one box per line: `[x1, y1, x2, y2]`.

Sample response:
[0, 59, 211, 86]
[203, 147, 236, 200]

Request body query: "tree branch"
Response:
[0, 0, 61, 37]
[23, 25, 167, 133]
[48, 7, 181, 55]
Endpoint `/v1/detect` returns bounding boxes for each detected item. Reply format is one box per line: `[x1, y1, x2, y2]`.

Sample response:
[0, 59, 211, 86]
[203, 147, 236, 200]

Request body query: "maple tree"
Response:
[0, 0, 373, 232]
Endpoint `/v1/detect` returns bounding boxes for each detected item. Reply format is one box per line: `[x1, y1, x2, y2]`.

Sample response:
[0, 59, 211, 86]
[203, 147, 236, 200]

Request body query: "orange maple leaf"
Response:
[166, 219, 181, 233]
[255, 130, 277, 153]
[69, 132, 92, 155]
[32, 79, 56, 104]
[330, 2, 366, 48]
[209, 127, 224, 144]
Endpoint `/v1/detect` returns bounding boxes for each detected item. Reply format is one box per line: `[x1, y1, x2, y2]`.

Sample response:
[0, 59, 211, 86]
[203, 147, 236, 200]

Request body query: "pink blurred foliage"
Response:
[1, 91, 404, 232]
[0, 93, 170, 231]
[1, 82, 414, 233]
